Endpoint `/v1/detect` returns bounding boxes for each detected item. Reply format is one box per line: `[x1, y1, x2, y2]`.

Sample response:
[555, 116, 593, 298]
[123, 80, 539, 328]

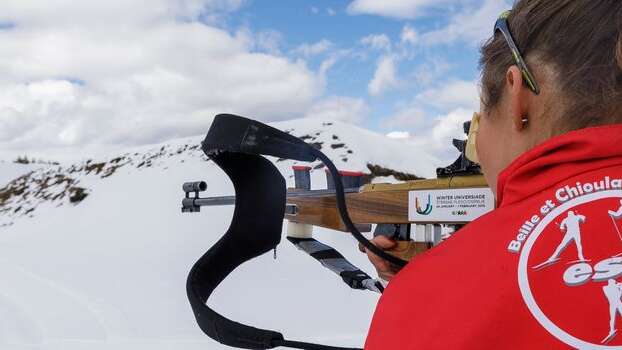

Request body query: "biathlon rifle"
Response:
[181, 114, 494, 350]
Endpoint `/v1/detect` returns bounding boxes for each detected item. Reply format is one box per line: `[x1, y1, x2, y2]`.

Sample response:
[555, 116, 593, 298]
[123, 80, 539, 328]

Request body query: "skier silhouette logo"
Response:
[608, 200, 622, 242]
[601, 200, 622, 344]
[602, 279, 622, 344]
[610, 200, 622, 218]
[532, 210, 588, 270]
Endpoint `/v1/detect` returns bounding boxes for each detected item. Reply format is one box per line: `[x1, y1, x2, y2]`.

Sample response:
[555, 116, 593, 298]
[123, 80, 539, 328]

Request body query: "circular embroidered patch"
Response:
[519, 190, 622, 348]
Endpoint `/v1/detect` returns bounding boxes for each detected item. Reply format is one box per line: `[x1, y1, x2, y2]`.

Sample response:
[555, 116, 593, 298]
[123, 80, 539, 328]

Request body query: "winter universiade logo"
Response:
[415, 194, 433, 215]
[511, 176, 622, 348]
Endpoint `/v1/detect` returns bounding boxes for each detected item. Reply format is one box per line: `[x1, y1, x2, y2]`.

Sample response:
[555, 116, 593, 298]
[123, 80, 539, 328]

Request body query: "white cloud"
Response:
[304, 96, 370, 124]
[401, 25, 418, 45]
[382, 107, 473, 162]
[360, 34, 392, 51]
[421, 0, 512, 46]
[319, 56, 338, 79]
[347, 0, 513, 47]
[386, 131, 410, 139]
[308, 6, 336, 17]
[380, 106, 426, 129]
[254, 29, 283, 55]
[318, 48, 360, 82]
[347, 0, 454, 19]
[412, 108, 473, 161]
[0, 0, 247, 27]
[368, 55, 399, 96]
[411, 59, 453, 86]
[380, 80, 479, 162]
[0, 0, 325, 154]
[427, 109, 472, 145]
[415, 80, 479, 111]
[293, 39, 334, 57]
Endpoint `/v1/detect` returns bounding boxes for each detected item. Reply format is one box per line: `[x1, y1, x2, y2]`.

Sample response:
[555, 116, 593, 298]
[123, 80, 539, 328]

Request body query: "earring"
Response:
[521, 116, 529, 126]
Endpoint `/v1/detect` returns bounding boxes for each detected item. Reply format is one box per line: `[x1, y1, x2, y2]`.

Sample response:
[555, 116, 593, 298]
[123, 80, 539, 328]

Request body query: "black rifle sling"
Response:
[187, 114, 408, 349]
[186, 150, 286, 349]
[288, 237, 384, 293]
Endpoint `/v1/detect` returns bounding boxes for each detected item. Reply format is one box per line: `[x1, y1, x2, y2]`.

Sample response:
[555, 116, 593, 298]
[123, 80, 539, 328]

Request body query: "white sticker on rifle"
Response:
[408, 188, 494, 222]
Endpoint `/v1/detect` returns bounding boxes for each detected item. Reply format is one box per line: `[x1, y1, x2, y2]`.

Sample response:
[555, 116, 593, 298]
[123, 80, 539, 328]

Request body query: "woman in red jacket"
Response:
[363, 0, 622, 348]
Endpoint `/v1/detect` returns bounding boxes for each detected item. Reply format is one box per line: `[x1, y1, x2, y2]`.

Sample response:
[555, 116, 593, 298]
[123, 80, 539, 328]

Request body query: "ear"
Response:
[505, 66, 530, 131]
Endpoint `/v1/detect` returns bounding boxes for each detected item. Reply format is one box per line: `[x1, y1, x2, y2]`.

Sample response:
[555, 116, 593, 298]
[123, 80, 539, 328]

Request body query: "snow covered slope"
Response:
[0, 161, 46, 189]
[0, 118, 449, 349]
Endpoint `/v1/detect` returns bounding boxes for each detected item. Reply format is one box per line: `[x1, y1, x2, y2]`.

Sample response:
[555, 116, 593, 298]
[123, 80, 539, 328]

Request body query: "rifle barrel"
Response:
[191, 188, 361, 207]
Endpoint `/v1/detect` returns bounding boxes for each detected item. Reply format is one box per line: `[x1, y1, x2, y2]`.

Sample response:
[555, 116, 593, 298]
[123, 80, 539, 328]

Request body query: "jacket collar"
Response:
[496, 123, 622, 207]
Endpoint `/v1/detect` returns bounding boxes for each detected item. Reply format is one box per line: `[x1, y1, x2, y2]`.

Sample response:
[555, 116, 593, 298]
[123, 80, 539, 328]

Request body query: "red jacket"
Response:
[365, 124, 622, 349]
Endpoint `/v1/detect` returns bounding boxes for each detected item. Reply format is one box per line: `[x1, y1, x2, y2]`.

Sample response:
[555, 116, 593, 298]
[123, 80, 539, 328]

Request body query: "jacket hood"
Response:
[496, 123, 622, 207]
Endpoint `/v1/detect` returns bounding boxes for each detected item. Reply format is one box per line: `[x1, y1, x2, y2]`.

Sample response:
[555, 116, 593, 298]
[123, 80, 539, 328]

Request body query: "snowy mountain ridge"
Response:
[0, 118, 442, 228]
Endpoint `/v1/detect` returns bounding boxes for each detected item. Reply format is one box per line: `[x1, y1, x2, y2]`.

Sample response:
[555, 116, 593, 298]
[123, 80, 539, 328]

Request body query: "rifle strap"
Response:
[288, 237, 384, 293]
[186, 151, 287, 349]
[187, 146, 362, 350]
[186, 114, 407, 350]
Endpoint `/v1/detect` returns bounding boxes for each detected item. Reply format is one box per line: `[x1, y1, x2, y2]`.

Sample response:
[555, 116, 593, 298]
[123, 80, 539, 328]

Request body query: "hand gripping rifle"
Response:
[182, 114, 494, 350]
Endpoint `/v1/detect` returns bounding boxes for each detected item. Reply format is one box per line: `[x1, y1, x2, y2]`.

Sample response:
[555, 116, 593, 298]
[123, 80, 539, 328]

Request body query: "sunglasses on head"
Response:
[465, 10, 541, 164]
[495, 10, 540, 95]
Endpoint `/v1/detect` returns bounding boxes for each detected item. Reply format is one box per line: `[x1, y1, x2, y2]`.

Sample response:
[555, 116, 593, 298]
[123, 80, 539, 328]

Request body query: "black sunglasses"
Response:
[494, 10, 540, 95]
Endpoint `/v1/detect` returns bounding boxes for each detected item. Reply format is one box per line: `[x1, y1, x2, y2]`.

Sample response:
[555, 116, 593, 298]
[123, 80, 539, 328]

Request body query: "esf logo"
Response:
[415, 194, 432, 215]
[518, 191, 622, 348]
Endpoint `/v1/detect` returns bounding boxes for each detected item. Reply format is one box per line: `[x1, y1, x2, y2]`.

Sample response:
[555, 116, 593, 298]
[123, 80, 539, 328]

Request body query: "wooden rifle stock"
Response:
[285, 174, 489, 231]
[285, 174, 490, 261]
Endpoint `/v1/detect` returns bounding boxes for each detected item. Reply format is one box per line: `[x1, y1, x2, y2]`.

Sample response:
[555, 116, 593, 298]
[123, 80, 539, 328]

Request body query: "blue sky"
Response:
[229, 0, 486, 130]
[0, 0, 511, 161]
